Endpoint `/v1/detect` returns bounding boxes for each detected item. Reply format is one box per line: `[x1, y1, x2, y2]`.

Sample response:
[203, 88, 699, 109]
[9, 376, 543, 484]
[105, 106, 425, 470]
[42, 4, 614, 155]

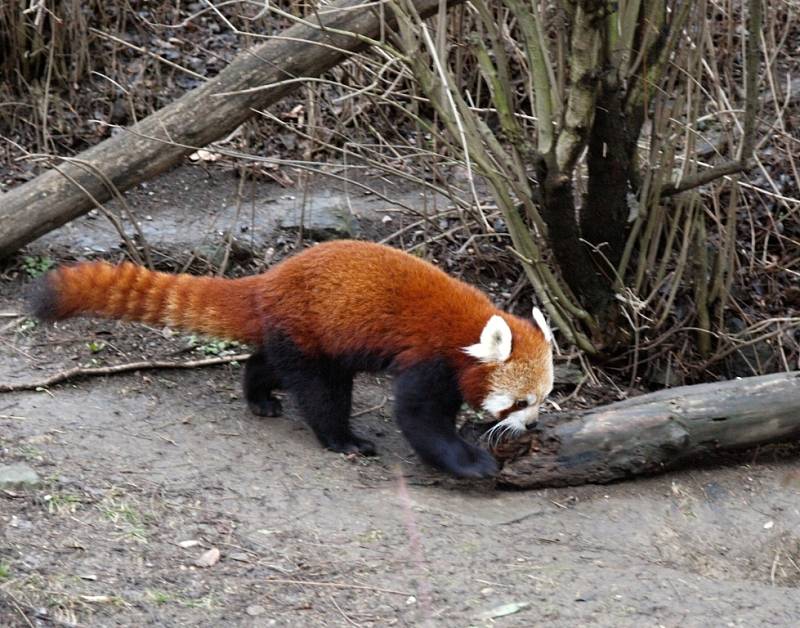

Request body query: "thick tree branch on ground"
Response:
[481, 372, 800, 488]
[0, 0, 463, 259]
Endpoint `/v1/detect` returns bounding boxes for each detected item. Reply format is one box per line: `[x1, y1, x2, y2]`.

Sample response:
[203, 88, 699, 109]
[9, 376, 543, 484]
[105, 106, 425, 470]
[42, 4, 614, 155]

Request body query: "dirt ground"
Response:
[1, 167, 799, 627]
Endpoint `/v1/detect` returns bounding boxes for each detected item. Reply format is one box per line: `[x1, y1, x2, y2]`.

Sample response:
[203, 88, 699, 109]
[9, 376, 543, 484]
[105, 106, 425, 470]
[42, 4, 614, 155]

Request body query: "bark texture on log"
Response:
[491, 372, 800, 489]
[0, 0, 461, 258]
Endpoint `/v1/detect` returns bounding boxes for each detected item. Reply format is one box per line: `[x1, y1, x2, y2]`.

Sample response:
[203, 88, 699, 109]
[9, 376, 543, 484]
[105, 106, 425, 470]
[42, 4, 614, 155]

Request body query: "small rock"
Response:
[277, 192, 358, 240]
[230, 552, 249, 562]
[0, 463, 40, 489]
[21, 554, 43, 570]
[553, 363, 584, 386]
[647, 361, 685, 387]
[195, 547, 220, 568]
[178, 539, 202, 549]
[193, 238, 255, 268]
[246, 604, 266, 616]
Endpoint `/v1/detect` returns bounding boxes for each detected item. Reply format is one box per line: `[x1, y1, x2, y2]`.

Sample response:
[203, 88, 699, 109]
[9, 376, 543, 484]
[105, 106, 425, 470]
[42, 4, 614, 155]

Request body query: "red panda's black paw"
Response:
[458, 454, 499, 479]
[327, 436, 377, 457]
[248, 398, 283, 418]
[447, 443, 499, 479]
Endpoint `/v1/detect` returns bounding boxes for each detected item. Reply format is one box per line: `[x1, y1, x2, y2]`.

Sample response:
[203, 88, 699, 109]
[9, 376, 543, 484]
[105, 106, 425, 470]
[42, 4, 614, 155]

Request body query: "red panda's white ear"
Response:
[532, 307, 553, 342]
[464, 315, 512, 363]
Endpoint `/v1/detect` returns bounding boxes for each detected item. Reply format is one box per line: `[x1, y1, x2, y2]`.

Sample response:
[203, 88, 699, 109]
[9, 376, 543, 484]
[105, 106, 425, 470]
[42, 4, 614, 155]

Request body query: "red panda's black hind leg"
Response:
[393, 361, 498, 479]
[263, 334, 376, 456]
[244, 349, 284, 417]
[290, 366, 377, 456]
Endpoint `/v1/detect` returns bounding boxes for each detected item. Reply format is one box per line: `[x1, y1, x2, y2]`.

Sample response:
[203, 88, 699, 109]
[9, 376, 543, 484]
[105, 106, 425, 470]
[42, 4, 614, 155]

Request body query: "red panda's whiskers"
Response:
[483, 416, 525, 447]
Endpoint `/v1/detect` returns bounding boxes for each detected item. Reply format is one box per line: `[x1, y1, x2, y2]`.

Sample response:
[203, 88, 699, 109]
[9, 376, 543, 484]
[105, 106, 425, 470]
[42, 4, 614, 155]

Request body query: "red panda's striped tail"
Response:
[31, 261, 264, 344]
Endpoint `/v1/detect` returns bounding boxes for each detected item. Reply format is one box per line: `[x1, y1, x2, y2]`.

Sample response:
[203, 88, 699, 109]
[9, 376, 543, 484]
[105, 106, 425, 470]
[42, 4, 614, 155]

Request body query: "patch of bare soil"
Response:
[1, 169, 799, 627]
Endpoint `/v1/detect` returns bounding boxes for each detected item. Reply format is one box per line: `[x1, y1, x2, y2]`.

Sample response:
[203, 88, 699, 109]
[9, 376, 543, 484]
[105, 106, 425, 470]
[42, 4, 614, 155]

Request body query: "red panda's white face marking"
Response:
[470, 309, 554, 443]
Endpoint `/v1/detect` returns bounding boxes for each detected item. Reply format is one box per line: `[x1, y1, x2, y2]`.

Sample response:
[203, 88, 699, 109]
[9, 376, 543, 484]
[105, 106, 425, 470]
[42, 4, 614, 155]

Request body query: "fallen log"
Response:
[0, 0, 461, 258]
[485, 371, 800, 489]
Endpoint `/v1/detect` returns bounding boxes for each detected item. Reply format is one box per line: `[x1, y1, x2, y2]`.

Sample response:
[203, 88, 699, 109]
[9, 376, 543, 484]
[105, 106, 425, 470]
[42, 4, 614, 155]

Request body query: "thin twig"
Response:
[330, 595, 362, 627]
[351, 396, 388, 417]
[0, 354, 251, 393]
[264, 578, 412, 596]
[1, 589, 35, 628]
[0, 587, 83, 628]
[661, 0, 761, 198]
[88, 27, 206, 80]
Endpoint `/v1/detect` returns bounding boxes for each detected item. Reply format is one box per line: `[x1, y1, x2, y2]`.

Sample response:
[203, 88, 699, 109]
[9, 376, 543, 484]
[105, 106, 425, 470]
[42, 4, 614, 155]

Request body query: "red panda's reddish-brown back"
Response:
[255, 241, 498, 364]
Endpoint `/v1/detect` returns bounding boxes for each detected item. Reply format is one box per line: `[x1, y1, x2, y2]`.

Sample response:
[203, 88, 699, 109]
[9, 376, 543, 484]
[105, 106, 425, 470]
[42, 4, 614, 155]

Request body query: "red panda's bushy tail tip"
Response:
[30, 261, 150, 323]
[29, 261, 264, 344]
[29, 270, 63, 322]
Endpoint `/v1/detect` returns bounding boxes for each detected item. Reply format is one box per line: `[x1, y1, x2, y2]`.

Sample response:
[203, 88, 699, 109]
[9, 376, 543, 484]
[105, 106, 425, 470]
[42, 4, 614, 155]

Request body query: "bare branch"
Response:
[660, 159, 745, 197]
[0, 354, 251, 393]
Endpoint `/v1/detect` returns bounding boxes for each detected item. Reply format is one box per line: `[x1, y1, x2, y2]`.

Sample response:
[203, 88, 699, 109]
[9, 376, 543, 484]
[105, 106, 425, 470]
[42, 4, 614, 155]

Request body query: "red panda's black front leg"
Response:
[393, 360, 498, 479]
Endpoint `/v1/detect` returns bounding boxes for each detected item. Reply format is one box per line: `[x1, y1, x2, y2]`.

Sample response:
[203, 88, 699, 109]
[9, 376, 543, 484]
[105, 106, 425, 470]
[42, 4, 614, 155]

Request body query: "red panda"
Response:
[32, 240, 554, 478]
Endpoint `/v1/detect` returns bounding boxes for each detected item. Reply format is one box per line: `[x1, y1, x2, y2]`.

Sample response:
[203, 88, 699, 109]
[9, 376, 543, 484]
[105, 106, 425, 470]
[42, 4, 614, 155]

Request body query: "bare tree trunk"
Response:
[0, 0, 462, 259]
[486, 372, 800, 489]
[537, 166, 615, 318]
[582, 85, 636, 270]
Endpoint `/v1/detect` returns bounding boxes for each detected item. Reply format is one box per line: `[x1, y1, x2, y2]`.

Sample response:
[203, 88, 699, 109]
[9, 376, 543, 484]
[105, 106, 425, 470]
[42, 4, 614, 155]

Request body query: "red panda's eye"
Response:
[512, 399, 528, 411]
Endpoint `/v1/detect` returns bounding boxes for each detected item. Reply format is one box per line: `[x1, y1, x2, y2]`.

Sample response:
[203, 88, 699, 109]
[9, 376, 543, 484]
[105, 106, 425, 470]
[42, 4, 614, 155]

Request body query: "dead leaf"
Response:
[189, 149, 220, 162]
[80, 595, 112, 604]
[195, 547, 220, 568]
[478, 601, 531, 620]
[178, 539, 202, 549]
